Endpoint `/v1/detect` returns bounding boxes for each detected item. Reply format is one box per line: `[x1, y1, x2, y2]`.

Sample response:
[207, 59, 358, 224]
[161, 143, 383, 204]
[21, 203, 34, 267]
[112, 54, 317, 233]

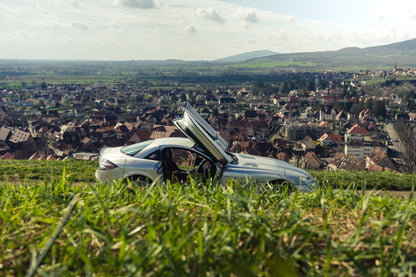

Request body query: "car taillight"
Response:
[98, 158, 117, 170]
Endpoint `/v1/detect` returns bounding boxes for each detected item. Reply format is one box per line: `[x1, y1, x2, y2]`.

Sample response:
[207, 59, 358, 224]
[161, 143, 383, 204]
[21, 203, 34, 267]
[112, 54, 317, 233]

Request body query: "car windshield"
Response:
[121, 140, 154, 156]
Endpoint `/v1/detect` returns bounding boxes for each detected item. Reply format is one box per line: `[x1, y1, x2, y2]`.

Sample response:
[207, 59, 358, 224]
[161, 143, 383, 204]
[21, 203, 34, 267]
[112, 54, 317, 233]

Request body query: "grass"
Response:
[311, 169, 416, 191]
[1, 162, 416, 276]
[0, 159, 97, 183]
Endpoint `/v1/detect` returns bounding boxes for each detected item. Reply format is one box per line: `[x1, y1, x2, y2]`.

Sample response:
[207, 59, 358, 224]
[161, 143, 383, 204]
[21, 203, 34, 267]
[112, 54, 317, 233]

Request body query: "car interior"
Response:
[161, 148, 216, 183]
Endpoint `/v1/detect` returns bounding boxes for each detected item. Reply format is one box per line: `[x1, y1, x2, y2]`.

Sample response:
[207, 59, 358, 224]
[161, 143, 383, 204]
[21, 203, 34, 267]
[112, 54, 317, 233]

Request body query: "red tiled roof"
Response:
[328, 134, 342, 143]
[328, 153, 364, 170]
[1, 152, 15, 159]
[347, 124, 369, 135]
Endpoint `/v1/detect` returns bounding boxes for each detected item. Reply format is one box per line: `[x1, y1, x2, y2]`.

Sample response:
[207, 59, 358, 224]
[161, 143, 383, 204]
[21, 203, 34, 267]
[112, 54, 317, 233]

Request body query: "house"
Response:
[327, 153, 364, 171]
[283, 121, 331, 141]
[344, 124, 370, 142]
[304, 151, 323, 169]
[72, 152, 99, 161]
[335, 110, 349, 122]
[0, 126, 11, 144]
[9, 128, 32, 144]
[359, 109, 372, 122]
[299, 136, 316, 152]
[28, 152, 45, 160]
[318, 133, 342, 146]
[365, 147, 398, 172]
[149, 125, 183, 139]
[127, 129, 152, 144]
[345, 140, 387, 162]
[319, 106, 336, 121]
[409, 112, 416, 122]
[1, 152, 15, 159]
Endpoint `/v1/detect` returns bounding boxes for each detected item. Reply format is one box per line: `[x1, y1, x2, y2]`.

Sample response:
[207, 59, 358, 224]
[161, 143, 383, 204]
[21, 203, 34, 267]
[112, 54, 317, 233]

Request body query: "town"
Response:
[1, 66, 416, 174]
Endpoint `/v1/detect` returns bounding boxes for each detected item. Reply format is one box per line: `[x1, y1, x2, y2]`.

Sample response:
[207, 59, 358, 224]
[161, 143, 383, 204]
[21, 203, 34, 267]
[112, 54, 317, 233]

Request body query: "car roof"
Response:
[148, 137, 195, 148]
[136, 137, 196, 157]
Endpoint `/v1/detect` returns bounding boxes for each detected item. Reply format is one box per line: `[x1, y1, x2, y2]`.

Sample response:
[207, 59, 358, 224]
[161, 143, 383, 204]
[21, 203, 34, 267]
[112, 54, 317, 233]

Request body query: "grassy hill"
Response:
[213, 50, 278, 63]
[233, 38, 416, 71]
[1, 160, 416, 276]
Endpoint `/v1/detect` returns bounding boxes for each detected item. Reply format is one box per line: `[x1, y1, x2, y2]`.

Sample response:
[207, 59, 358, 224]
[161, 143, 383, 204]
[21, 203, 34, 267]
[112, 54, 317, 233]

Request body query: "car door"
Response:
[173, 104, 233, 165]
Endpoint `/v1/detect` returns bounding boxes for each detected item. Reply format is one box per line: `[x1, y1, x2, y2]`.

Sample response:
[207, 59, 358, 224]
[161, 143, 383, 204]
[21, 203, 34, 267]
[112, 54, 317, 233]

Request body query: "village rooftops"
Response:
[347, 124, 370, 135]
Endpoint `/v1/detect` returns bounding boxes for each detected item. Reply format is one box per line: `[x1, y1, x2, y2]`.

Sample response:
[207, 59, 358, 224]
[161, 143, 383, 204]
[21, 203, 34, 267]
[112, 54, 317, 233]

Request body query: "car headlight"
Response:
[98, 158, 117, 170]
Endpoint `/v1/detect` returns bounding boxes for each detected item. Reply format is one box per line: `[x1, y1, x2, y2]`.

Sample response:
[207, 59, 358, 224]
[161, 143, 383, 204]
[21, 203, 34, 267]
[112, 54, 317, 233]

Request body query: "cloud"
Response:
[195, 8, 225, 24]
[70, 1, 81, 8]
[118, 0, 159, 9]
[186, 25, 197, 34]
[71, 22, 89, 31]
[234, 8, 258, 25]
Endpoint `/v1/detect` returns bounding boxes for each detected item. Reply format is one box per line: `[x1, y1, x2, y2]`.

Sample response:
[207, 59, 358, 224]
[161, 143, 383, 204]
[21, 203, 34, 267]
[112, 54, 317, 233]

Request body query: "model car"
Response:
[95, 104, 316, 191]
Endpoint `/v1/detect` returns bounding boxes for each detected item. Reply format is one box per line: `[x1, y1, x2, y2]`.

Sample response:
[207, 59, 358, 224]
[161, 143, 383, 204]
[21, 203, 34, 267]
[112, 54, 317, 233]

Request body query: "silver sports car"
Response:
[95, 104, 316, 191]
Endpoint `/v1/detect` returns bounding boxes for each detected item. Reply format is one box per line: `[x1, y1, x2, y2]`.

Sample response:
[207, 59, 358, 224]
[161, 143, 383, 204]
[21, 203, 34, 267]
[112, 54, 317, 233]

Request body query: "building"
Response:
[327, 152, 364, 171]
[344, 124, 370, 143]
[299, 136, 316, 152]
[365, 147, 397, 172]
[345, 140, 387, 162]
[319, 106, 336, 121]
[304, 151, 323, 169]
[283, 122, 331, 141]
[318, 133, 342, 146]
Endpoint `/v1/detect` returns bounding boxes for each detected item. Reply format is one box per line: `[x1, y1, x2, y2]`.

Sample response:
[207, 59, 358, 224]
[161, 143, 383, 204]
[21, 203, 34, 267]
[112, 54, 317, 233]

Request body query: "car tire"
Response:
[270, 180, 293, 194]
[124, 175, 152, 187]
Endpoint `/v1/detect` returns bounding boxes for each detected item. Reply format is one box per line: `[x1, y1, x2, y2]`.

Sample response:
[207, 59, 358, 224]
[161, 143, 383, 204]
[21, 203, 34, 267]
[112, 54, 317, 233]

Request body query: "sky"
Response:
[2, 0, 416, 61]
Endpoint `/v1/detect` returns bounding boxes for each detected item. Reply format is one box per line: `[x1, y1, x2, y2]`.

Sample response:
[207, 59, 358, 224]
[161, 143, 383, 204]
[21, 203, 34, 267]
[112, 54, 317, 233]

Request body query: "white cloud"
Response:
[186, 25, 197, 34]
[71, 22, 89, 31]
[234, 7, 258, 25]
[71, 1, 81, 8]
[195, 8, 225, 24]
[118, 0, 159, 9]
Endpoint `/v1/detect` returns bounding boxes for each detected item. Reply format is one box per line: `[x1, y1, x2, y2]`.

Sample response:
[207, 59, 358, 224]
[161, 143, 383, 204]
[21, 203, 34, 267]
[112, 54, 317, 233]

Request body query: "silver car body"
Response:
[96, 104, 316, 191]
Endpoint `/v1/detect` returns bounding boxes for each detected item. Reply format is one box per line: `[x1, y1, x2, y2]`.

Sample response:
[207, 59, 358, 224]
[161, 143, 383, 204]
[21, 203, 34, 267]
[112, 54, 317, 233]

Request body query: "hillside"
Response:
[236, 38, 416, 70]
[213, 50, 278, 63]
[2, 38, 416, 76]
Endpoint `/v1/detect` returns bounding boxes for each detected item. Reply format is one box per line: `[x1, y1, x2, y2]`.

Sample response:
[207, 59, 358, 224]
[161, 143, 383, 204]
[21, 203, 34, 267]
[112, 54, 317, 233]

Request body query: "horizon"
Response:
[2, 0, 416, 61]
[1, 37, 415, 63]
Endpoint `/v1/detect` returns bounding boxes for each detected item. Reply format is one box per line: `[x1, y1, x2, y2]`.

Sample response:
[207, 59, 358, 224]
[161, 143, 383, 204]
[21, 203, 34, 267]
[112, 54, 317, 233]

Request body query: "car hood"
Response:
[235, 152, 297, 171]
[232, 152, 316, 190]
[174, 104, 233, 165]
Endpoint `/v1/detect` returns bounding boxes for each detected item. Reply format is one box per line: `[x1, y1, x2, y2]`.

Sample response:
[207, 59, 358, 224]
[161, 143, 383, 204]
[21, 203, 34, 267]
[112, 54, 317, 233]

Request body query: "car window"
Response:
[145, 151, 160, 161]
[121, 140, 154, 156]
[162, 148, 216, 183]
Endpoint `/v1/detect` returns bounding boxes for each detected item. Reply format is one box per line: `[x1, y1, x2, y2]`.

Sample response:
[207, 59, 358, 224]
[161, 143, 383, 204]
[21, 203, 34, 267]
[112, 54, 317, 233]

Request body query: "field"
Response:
[1, 160, 416, 276]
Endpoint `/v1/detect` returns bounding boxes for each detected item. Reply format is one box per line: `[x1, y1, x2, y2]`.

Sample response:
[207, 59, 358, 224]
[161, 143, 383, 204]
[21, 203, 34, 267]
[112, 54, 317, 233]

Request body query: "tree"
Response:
[373, 100, 387, 118]
[394, 121, 416, 174]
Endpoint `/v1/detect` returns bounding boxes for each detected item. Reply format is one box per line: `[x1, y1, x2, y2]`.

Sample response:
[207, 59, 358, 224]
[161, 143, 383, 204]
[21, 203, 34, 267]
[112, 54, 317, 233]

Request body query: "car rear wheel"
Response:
[124, 175, 152, 187]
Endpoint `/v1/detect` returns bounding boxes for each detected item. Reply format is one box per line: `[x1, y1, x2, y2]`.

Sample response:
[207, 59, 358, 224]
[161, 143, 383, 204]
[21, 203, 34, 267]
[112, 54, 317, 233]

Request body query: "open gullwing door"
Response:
[174, 104, 233, 165]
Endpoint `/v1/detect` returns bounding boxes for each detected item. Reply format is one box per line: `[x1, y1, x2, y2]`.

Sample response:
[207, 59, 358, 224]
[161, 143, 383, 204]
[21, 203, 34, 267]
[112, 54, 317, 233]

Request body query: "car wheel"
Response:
[270, 180, 293, 194]
[124, 175, 152, 187]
